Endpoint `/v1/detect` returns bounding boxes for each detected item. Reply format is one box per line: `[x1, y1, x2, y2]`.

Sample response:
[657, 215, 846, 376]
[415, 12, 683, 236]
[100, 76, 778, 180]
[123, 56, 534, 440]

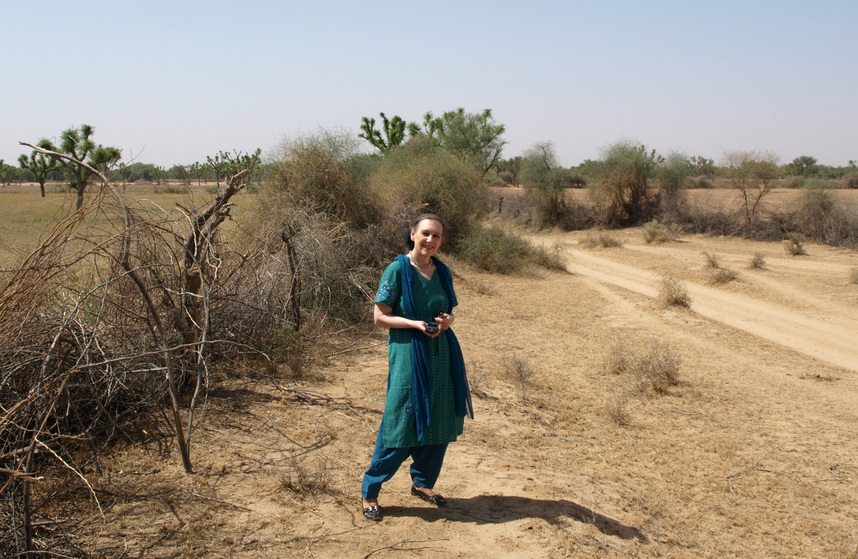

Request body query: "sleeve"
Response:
[374, 260, 401, 307]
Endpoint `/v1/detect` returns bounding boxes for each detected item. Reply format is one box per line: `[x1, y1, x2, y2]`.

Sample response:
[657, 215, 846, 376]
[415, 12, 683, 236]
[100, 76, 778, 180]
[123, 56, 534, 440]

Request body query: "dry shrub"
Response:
[606, 337, 634, 375]
[267, 131, 383, 228]
[369, 137, 486, 247]
[505, 354, 536, 398]
[707, 267, 738, 285]
[467, 360, 489, 399]
[701, 251, 720, 269]
[635, 343, 682, 394]
[280, 457, 338, 498]
[605, 393, 632, 426]
[748, 252, 767, 269]
[581, 231, 623, 248]
[850, 267, 858, 284]
[783, 233, 807, 256]
[456, 223, 564, 273]
[792, 188, 858, 248]
[642, 220, 682, 244]
[657, 274, 691, 308]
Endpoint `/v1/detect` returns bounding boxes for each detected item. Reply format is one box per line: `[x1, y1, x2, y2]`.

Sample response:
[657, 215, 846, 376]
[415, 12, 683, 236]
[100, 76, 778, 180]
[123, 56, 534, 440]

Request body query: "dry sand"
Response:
[79, 226, 858, 558]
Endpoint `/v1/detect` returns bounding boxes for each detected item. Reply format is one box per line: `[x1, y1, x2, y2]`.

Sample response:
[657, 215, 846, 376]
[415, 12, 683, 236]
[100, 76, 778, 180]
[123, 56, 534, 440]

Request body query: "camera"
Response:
[425, 322, 439, 334]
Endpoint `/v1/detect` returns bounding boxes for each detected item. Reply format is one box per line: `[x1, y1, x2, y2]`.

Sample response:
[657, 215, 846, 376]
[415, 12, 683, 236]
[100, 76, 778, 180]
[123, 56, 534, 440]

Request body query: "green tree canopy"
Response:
[359, 112, 407, 154]
[18, 139, 60, 197]
[58, 124, 122, 209]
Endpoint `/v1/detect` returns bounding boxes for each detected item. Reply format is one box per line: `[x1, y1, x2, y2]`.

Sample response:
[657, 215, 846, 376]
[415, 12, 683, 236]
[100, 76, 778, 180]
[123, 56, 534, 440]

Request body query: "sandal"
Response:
[362, 499, 382, 521]
[411, 484, 448, 507]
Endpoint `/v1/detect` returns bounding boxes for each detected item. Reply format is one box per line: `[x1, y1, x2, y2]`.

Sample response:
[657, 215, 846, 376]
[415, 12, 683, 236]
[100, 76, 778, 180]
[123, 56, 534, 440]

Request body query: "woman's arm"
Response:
[374, 303, 440, 337]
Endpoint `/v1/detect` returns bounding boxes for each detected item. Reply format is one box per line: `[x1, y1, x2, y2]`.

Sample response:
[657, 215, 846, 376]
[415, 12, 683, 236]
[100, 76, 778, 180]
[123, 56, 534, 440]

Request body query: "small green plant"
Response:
[657, 274, 691, 308]
[748, 252, 766, 269]
[783, 233, 806, 256]
[643, 220, 682, 244]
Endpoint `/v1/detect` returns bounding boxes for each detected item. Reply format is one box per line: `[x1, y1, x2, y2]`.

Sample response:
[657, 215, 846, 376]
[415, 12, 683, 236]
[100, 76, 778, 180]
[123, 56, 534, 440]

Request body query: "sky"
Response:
[3, 0, 856, 168]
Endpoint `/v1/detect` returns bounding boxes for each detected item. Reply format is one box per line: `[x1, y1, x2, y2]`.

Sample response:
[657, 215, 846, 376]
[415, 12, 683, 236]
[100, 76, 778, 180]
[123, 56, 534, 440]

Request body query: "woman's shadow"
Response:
[385, 495, 645, 541]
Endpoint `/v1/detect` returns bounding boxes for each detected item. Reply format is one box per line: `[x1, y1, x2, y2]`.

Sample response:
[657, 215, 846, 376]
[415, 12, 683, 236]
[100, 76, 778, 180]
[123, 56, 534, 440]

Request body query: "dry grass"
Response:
[642, 220, 682, 244]
[783, 233, 807, 256]
[580, 231, 623, 248]
[748, 252, 767, 269]
[10, 188, 858, 558]
[657, 274, 691, 308]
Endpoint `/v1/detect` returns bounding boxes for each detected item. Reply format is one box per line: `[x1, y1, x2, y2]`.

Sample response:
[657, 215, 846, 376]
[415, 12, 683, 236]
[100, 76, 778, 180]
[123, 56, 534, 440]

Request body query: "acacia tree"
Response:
[600, 140, 662, 225]
[0, 160, 15, 187]
[722, 150, 780, 229]
[520, 142, 569, 225]
[658, 151, 691, 211]
[435, 108, 506, 176]
[18, 140, 60, 197]
[207, 149, 261, 189]
[57, 124, 121, 209]
[359, 112, 407, 153]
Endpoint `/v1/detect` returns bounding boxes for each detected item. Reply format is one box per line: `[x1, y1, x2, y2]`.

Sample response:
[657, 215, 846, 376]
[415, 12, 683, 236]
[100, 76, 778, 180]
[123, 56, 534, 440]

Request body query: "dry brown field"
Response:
[5, 183, 858, 557]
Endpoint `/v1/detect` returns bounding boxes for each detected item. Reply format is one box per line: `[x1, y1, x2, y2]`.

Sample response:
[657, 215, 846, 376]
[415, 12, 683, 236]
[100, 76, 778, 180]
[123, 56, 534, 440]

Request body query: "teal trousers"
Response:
[361, 420, 448, 499]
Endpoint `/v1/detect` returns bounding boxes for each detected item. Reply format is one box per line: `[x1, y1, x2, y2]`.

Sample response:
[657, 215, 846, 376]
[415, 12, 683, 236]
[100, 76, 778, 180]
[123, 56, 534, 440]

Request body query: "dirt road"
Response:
[83, 228, 858, 558]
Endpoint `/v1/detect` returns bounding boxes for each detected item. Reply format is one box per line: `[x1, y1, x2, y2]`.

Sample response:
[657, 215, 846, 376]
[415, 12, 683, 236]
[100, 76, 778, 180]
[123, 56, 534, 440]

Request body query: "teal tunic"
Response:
[375, 258, 465, 448]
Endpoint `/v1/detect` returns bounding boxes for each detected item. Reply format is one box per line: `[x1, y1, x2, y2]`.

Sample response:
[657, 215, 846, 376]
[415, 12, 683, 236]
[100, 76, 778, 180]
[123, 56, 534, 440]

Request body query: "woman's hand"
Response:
[434, 312, 454, 331]
[420, 320, 441, 338]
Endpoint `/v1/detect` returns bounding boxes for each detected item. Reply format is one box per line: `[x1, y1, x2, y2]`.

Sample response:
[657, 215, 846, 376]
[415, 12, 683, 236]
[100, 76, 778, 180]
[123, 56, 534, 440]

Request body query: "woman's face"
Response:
[410, 219, 444, 259]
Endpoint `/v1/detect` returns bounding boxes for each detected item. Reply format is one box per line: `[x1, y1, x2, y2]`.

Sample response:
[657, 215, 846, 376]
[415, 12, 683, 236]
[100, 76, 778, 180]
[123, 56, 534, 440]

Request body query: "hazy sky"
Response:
[3, 0, 856, 168]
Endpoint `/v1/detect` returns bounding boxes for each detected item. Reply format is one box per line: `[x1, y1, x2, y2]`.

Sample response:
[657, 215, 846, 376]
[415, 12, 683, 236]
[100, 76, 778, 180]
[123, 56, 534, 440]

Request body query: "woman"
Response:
[360, 214, 473, 521]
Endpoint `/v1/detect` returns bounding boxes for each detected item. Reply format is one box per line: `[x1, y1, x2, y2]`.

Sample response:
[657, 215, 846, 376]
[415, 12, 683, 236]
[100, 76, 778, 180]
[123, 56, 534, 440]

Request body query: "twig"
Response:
[324, 341, 385, 358]
[36, 437, 104, 519]
[726, 428, 827, 490]
[179, 488, 252, 511]
[364, 539, 449, 558]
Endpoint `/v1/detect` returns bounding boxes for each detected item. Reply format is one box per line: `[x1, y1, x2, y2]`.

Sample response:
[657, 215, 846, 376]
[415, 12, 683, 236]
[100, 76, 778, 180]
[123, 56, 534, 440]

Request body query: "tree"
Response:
[18, 140, 60, 197]
[520, 142, 569, 225]
[496, 156, 522, 185]
[57, 124, 121, 209]
[786, 155, 818, 177]
[0, 160, 17, 187]
[359, 112, 407, 154]
[600, 140, 662, 225]
[206, 149, 262, 189]
[721, 150, 781, 229]
[689, 155, 716, 177]
[435, 108, 506, 176]
[658, 151, 691, 210]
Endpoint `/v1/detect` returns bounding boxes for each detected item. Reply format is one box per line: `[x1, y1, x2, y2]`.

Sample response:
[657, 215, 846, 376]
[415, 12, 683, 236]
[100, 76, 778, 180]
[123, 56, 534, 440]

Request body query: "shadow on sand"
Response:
[382, 494, 645, 541]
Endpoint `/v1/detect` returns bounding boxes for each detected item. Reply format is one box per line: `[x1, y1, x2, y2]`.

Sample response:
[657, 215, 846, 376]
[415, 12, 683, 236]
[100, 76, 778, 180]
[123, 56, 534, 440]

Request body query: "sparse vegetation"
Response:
[505, 354, 536, 399]
[783, 233, 807, 256]
[643, 220, 682, 244]
[708, 266, 738, 284]
[657, 274, 691, 308]
[748, 252, 767, 269]
[581, 231, 623, 248]
[850, 267, 858, 284]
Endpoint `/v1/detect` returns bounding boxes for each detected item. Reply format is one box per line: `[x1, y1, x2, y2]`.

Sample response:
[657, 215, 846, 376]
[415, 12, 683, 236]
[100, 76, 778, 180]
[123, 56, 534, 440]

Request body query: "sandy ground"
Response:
[76, 226, 858, 558]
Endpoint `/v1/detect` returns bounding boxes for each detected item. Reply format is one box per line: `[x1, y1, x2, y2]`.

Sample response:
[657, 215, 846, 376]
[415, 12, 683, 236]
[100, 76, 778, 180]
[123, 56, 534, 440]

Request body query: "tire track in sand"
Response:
[567, 248, 858, 373]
